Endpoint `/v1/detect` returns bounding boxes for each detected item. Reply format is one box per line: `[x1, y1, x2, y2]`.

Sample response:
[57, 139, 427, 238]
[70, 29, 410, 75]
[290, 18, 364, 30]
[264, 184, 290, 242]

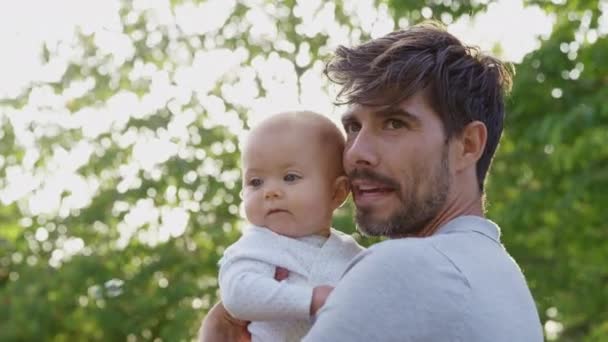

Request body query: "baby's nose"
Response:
[264, 187, 282, 199]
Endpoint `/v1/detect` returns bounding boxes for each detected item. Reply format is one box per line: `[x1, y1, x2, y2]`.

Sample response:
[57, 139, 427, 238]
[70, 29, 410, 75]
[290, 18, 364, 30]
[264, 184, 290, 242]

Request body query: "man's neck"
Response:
[416, 194, 484, 237]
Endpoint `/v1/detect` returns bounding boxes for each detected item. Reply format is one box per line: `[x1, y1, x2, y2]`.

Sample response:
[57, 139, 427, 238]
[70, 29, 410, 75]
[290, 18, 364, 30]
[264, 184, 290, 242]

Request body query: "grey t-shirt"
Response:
[303, 216, 543, 341]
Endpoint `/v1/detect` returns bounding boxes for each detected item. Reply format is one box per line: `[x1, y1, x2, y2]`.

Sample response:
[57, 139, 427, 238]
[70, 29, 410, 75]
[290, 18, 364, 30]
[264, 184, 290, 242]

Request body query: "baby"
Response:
[218, 111, 365, 341]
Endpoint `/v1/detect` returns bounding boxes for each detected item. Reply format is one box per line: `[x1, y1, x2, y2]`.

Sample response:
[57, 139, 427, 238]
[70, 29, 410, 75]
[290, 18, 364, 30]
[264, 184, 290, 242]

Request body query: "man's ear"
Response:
[453, 121, 487, 173]
[331, 175, 350, 209]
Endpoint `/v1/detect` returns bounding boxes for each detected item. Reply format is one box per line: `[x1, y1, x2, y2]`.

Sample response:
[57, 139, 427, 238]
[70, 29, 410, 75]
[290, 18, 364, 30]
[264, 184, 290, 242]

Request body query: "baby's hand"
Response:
[274, 267, 289, 281]
[310, 285, 334, 316]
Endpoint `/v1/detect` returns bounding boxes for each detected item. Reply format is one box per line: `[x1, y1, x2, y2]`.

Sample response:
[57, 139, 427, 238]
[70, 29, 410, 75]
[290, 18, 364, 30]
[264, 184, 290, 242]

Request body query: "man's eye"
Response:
[343, 122, 361, 134]
[284, 173, 301, 182]
[248, 178, 263, 187]
[385, 119, 406, 130]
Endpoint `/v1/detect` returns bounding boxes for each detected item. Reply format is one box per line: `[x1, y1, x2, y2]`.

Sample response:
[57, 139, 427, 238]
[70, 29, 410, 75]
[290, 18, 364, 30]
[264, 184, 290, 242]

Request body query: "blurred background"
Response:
[0, 0, 606, 340]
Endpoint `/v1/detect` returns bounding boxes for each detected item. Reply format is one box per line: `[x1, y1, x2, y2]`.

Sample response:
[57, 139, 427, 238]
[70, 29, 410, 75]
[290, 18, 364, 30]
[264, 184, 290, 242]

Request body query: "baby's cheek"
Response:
[301, 195, 328, 218]
[242, 197, 261, 223]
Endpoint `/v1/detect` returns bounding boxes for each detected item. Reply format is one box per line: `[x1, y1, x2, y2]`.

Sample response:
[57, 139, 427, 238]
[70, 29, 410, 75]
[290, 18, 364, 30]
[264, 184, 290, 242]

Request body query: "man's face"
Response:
[342, 91, 451, 237]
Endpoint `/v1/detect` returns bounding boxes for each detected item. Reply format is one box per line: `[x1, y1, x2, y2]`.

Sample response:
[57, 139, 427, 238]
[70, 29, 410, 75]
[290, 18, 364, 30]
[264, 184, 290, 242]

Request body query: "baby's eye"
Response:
[284, 173, 301, 182]
[248, 178, 263, 187]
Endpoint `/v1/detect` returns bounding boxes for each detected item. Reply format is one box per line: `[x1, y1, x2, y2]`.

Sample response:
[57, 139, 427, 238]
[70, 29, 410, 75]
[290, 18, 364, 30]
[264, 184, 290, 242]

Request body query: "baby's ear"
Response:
[332, 175, 350, 209]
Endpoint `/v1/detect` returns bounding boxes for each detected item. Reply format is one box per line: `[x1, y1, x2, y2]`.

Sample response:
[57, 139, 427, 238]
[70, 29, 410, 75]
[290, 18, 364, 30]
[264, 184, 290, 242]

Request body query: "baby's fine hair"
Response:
[246, 111, 346, 178]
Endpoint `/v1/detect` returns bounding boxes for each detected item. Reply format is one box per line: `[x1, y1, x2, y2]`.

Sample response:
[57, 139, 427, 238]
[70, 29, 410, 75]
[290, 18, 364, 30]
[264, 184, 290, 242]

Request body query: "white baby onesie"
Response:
[219, 225, 364, 342]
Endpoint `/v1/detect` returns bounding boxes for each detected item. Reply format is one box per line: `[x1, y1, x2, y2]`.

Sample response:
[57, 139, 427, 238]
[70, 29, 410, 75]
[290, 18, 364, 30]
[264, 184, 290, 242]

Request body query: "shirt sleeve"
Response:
[219, 257, 314, 321]
[302, 241, 470, 342]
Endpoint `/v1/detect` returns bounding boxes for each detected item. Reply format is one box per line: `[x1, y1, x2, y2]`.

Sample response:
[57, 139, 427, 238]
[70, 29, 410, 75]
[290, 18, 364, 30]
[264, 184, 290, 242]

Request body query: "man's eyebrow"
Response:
[376, 106, 421, 123]
[341, 107, 422, 126]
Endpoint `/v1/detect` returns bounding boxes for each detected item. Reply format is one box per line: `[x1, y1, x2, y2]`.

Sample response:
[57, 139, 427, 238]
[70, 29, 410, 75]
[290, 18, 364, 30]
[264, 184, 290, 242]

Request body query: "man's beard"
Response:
[352, 147, 450, 238]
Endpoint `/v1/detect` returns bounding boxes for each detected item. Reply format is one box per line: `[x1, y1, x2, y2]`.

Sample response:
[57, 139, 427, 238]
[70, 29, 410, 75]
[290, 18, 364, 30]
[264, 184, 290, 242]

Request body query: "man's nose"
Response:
[344, 128, 380, 169]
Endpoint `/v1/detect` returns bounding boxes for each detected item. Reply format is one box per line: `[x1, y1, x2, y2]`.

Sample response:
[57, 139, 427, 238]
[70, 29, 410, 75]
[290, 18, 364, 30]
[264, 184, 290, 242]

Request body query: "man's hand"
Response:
[198, 301, 250, 342]
[310, 285, 334, 316]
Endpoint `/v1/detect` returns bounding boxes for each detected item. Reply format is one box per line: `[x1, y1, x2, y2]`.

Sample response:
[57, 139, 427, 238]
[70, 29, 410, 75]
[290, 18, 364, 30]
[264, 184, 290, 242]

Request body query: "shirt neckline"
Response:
[435, 215, 501, 243]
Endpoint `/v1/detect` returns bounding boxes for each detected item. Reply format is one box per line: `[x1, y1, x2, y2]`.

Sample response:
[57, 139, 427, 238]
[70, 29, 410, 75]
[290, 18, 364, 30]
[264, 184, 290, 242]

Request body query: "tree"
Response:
[489, 0, 608, 339]
[0, 1, 363, 340]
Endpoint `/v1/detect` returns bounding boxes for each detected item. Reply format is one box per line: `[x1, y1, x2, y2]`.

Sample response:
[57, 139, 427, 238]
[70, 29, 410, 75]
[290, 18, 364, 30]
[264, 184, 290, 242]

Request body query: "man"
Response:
[200, 22, 543, 341]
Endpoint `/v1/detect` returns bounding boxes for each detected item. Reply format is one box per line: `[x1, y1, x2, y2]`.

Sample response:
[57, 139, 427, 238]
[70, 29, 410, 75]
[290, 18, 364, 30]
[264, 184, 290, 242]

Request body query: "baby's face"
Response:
[242, 127, 336, 237]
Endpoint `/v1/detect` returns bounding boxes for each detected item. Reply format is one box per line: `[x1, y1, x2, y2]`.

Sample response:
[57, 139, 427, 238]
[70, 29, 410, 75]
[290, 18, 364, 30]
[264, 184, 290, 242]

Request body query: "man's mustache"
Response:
[347, 168, 401, 190]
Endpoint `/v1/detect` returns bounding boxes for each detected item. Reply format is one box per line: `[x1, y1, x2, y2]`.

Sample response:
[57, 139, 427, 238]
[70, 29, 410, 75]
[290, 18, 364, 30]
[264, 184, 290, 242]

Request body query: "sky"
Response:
[0, 0, 554, 100]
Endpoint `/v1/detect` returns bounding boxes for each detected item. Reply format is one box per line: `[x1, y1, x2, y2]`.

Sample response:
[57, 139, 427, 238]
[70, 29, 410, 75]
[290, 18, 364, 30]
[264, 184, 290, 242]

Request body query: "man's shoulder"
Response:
[353, 237, 463, 278]
[366, 216, 504, 266]
[367, 236, 444, 260]
[304, 235, 473, 342]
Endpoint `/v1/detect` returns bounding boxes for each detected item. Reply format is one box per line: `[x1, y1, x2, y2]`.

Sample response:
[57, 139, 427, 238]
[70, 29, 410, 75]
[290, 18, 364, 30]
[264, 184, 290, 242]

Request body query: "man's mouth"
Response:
[352, 181, 396, 206]
[355, 184, 395, 195]
[348, 169, 400, 195]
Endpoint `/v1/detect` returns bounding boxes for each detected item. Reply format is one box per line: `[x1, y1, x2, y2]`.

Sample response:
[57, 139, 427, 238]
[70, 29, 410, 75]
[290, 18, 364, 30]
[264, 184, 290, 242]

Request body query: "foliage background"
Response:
[1, 0, 606, 340]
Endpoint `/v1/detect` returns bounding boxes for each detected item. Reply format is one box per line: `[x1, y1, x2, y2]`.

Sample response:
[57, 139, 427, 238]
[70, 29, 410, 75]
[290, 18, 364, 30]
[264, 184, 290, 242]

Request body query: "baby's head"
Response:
[241, 111, 349, 237]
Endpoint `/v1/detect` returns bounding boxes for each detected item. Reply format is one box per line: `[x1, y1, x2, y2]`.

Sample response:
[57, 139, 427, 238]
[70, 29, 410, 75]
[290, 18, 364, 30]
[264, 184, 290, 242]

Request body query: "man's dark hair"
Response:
[325, 21, 514, 192]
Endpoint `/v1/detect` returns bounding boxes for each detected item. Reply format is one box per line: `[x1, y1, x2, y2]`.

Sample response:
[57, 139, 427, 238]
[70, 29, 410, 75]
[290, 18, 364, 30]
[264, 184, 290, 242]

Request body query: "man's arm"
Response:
[198, 301, 250, 342]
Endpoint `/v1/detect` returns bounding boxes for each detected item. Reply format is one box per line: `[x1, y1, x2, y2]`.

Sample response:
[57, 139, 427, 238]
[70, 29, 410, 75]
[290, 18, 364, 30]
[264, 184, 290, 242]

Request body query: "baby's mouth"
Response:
[267, 209, 289, 216]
